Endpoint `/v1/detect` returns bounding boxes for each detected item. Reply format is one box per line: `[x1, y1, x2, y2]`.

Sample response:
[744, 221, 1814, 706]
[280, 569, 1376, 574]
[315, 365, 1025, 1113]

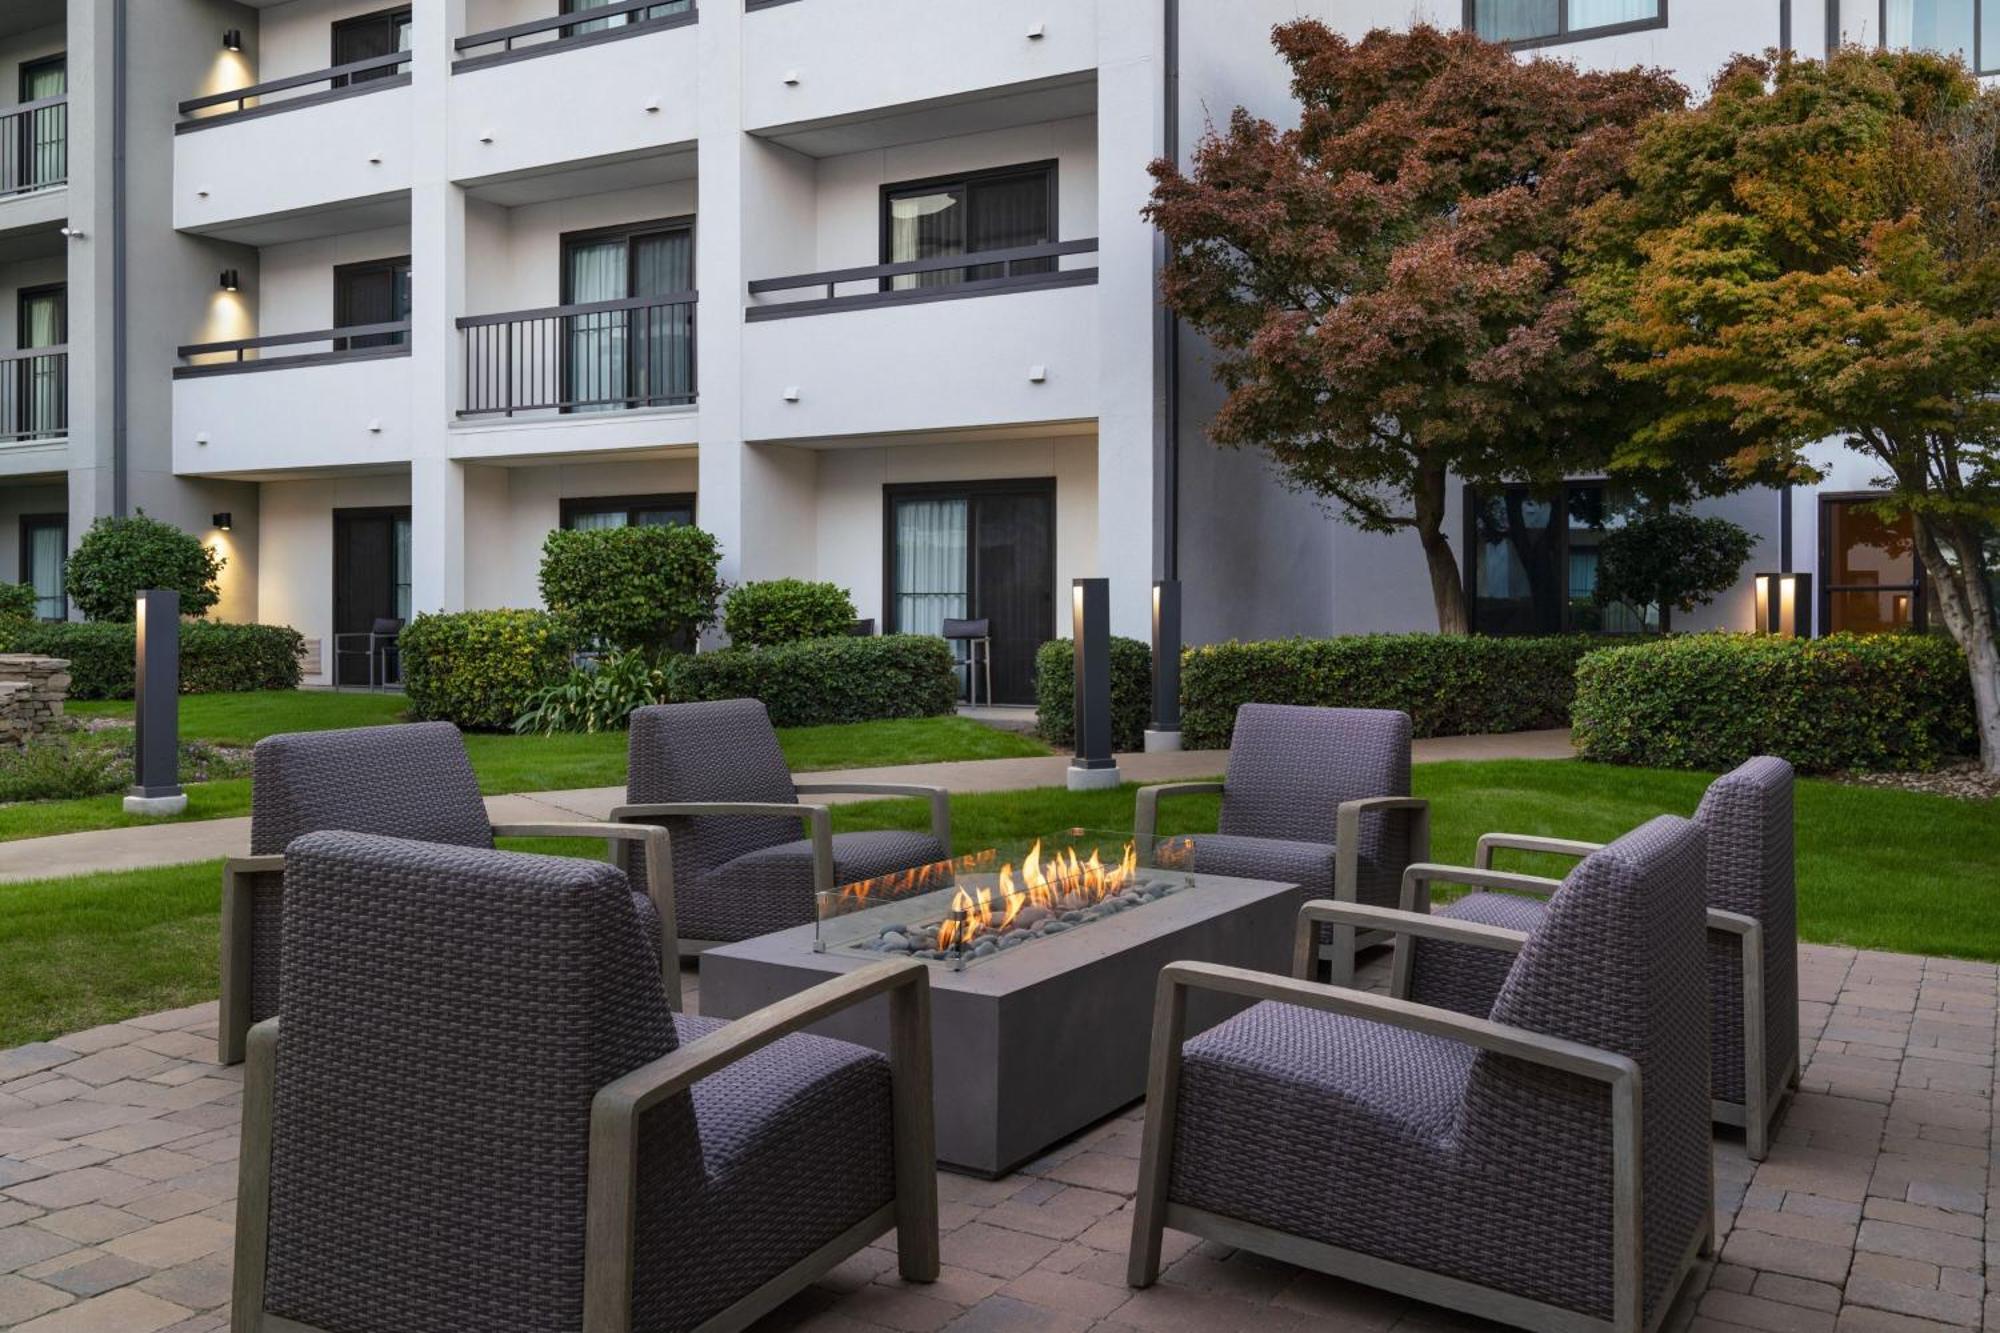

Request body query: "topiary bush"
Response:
[400, 609, 576, 731]
[1034, 637, 1153, 752]
[663, 635, 957, 728]
[2, 621, 302, 698]
[1573, 632, 1976, 773]
[722, 579, 858, 648]
[538, 524, 724, 654]
[1180, 634, 1602, 749]
[0, 582, 36, 642]
[65, 513, 224, 622]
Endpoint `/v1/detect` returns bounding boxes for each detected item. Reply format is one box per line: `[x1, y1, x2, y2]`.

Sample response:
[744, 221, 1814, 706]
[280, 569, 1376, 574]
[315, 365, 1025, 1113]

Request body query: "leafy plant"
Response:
[723, 580, 857, 648]
[400, 609, 576, 731]
[1573, 632, 1976, 773]
[64, 513, 224, 622]
[538, 525, 724, 655]
[1147, 22, 1685, 631]
[1034, 637, 1154, 752]
[0, 583, 36, 643]
[1593, 510, 1755, 631]
[514, 651, 669, 735]
[0, 735, 127, 802]
[663, 636, 957, 728]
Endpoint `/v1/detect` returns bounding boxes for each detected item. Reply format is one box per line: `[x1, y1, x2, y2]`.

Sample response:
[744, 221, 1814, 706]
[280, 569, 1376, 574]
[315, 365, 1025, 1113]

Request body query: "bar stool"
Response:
[941, 617, 992, 706]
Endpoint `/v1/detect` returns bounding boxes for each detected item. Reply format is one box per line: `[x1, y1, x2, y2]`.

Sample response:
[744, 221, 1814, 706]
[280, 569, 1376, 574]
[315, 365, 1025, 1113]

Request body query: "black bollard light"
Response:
[124, 589, 187, 816]
[1067, 578, 1121, 790]
[1145, 579, 1181, 753]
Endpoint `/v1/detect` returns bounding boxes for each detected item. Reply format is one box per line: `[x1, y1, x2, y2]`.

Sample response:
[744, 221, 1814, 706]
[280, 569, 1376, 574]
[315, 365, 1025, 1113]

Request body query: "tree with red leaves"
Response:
[1148, 23, 1685, 632]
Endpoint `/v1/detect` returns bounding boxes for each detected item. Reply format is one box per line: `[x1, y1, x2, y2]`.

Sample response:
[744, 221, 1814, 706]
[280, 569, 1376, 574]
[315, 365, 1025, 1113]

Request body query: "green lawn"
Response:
[6, 695, 1047, 843]
[1, 758, 1990, 1047]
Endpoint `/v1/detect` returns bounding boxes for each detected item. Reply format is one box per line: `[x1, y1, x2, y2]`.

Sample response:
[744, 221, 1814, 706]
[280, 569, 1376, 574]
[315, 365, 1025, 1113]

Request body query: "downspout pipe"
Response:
[112, 0, 128, 516]
[1158, 0, 1180, 581]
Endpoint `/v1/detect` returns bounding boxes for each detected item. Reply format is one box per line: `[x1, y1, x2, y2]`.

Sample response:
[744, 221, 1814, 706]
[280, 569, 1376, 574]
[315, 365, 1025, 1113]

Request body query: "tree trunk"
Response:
[1912, 515, 2000, 774]
[1412, 460, 1469, 634]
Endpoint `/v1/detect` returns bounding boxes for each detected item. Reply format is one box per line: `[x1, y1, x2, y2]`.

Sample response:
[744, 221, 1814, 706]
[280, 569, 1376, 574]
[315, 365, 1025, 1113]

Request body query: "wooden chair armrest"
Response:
[224, 854, 287, 876]
[1294, 898, 1528, 977]
[1397, 861, 1565, 913]
[1134, 782, 1224, 854]
[1707, 908, 1759, 937]
[584, 960, 931, 1331]
[1474, 832, 1607, 871]
[792, 783, 951, 849]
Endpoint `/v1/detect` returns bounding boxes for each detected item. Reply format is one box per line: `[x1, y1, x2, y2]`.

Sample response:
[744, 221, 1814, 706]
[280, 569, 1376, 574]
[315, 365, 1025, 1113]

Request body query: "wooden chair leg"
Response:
[890, 977, 939, 1282]
[1128, 973, 1188, 1289]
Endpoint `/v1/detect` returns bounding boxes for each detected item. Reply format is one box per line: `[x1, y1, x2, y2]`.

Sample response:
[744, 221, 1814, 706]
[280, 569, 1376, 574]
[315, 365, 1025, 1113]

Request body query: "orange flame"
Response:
[935, 840, 1140, 952]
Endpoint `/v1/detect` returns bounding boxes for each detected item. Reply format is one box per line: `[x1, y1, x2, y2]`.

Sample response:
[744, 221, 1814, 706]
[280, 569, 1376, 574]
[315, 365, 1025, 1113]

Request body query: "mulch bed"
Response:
[1831, 761, 1999, 802]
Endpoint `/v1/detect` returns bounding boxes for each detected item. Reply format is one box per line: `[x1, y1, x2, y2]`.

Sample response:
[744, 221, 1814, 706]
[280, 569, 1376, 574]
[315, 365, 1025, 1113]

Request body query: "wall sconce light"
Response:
[1752, 572, 1811, 638]
[222, 28, 244, 52]
[218, 268, 240, 292]
[211, 513, 232, 531]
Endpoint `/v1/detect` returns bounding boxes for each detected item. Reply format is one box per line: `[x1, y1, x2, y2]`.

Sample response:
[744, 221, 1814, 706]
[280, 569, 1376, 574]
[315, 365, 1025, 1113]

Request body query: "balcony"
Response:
[452, 293, 698, 459]
[172, 323, 413, 475]
[0, 344, 65, 475]
[742, 241, 1097, 441]
[743, 0, 1097, 142]
[0, 96, 65, 197]
[174, 55, 414, 235]
[450, 0, 699, 186]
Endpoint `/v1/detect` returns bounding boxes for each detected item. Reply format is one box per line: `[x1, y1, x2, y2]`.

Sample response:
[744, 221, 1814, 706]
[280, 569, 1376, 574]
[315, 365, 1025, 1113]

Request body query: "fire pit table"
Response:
[699, 829, 1301, 1176]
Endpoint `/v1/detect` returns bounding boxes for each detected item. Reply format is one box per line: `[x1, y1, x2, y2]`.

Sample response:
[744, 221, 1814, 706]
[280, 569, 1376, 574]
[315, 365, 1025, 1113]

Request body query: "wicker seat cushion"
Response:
[634, 1018, 896, 1329]
[685, 830, 947, 943]
[1406, 890, 1550, 1018]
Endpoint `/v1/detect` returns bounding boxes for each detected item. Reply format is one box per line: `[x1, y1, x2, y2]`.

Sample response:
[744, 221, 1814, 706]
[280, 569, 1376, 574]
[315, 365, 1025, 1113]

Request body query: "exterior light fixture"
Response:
[218, 268, 240, 292]
[1067, 578, 1121, 790]
[1145, 579, 1182, 752]
[212, 512, 232, 531]
[222, 28, 244, 51]
[1752, 572, 1811, 638]
[125, 590, 188, 816]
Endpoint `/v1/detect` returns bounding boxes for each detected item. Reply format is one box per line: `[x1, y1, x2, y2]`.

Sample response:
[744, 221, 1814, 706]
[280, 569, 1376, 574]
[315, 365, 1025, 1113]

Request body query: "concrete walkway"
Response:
[0, 729, 1575, 885]
[0, 941, 1991, 1331]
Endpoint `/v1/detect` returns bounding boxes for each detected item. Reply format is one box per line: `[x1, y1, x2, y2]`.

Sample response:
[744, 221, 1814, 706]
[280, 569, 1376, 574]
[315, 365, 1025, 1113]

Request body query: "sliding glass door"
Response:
[883, 162, 1056, 291]
[334, 256, 411, 350]
[16, 284, 64, 440]
[560, 0, 692, 36]
[17, 56, 64, 191]
[331, 7, 412, 83]
[563, 221, 694, 412]
[20, 514, 65, 621]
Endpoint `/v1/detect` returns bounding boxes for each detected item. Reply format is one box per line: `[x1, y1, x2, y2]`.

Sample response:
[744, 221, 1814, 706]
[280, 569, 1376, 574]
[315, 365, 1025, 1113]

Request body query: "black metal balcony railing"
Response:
[456, 0, 696, 70]
[746, 238, 1099, 321]
[0, 96, 66, 195]
[0, 345, 66, 442]
[457, 293, 697, 417]
[176, 52, 414, 131]
[172, 322, 412, 379]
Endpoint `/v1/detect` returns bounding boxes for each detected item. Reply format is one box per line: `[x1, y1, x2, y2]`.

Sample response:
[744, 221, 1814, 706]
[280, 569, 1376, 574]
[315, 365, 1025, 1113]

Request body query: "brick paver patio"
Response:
[0, 942, 1991, 1331]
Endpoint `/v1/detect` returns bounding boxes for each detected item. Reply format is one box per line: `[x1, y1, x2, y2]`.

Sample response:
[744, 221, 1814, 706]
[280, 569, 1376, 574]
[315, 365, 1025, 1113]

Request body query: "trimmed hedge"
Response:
[1181, 634, 1602, 749]
[401, 609, 577, 731]
[1035, 637, 1152, 752]
[1574, 632, 1976, 773]
[723, 580, 858, 648]
[0, 621, 302, 699]
[664, 635, 957, 728]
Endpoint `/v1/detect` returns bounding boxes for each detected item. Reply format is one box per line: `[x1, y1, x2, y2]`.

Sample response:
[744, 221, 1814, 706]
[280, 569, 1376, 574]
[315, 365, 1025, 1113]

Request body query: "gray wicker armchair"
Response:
[219, 721, 678, 1065]
[612, 700, 950, 950]
[231, 831, 937, 1333]
[1129, 816, 1714, 1333]
[1133, 704, 1427, 981]
[1399, 756, 1798, 1159]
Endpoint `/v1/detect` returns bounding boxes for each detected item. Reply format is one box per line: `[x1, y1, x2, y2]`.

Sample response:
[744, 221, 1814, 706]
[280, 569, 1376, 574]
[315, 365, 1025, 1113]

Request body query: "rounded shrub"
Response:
[0, 582, 36, 643]
[723, 579, 857, 648]
[65, 513, 224, 622]
[538, 524, 724, 654]
[1573, 632, 1976, 773]
[1034, 637, 1152, 752]
[664, 635, 957, 728]
[1, 621, 302, 698]
[401, 609, 576, 731]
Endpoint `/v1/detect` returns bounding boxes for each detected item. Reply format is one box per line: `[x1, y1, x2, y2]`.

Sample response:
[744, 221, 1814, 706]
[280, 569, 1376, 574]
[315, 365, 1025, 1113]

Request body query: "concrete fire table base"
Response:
[700, 872, 1302, 1177]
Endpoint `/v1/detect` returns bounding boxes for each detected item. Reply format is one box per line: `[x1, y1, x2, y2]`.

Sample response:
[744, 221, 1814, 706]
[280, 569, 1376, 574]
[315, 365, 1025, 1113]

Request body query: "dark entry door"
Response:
[331, 7, 411, 84]
[333, 508, 410, 686]
[886, 480, 1054, 705]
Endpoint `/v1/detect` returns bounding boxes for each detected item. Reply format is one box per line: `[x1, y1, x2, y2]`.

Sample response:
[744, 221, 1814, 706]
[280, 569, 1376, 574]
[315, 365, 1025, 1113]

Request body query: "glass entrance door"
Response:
[15, 284, 63, 440]
[563, 223, 693, 411]
[17, 55, 64, 192]
[333, 508, 412, 686]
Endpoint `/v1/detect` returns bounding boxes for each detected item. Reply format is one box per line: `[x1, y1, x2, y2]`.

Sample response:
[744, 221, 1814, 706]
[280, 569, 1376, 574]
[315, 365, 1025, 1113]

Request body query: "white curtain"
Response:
[571, 510, 626, 531]
[20, 291, 62, 439]
[895, 499, 968, 636]
[565, 0, 691, 34]
[1566, 0, 1658, 28]
[889, 190, 964, 291]
[28, 525, 63, 620]
[567, 240, 626, 412]
[1883, 0, 1975, 62]
[393, 517, 412, 622]
[22, 61, 64, 190]
[1472, 0, 1561, 40]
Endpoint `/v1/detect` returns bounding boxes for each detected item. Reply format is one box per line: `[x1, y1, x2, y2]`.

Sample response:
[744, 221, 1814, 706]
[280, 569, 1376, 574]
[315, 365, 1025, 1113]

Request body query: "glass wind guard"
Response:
[816, 828, 1200, 969]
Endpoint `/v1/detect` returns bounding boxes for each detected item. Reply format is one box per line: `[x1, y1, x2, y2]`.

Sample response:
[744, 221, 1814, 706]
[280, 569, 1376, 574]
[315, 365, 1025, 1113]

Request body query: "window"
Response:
[1882, 0, 1997, 73]
[17, 55, 64, 191]
[560, 0, 692, 36]
[331, 7, 411, 84]
[1820, 495, 1923, 634]
[881, 162, 1056, 291]
[15, 283, 64, 440]
[559, 494, 695, 530]
[561, 219, 695, 412]
[333, 256, 411, 351]
[19, 513, 64, 621]
[1465, 481, 1653, 635]
[1465, 0, 1664, 45]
